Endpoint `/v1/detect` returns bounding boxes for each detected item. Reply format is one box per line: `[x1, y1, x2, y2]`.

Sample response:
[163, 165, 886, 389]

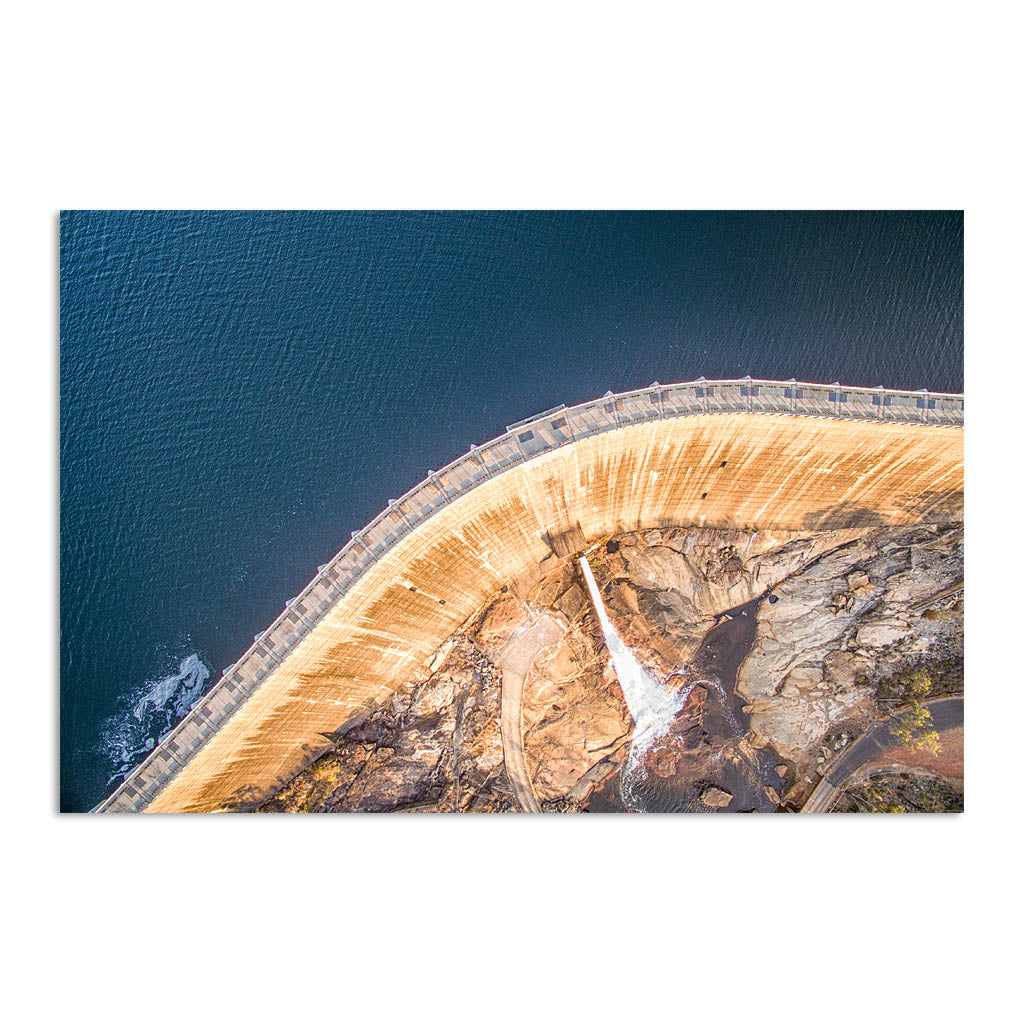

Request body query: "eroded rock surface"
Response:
[260, 634, 516, 812]
[701, 786, 734, 808]
[257, 520, 963, 813]
[472, 562, 632, 806]
[736, 523, 963, 767]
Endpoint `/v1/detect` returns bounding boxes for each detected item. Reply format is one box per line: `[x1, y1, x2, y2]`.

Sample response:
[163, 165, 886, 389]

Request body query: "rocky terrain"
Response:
[258, 519, 963, 813]
[259, 634, 518, 812]
[835, 773, 964, 813]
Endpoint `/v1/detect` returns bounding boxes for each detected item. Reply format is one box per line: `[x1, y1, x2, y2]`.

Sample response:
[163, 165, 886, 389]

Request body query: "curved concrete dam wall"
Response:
[96, 379, 964, 812]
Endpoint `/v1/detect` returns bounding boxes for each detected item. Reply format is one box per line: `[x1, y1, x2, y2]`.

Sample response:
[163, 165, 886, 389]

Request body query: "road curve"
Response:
[492, 613, 566, 813]
[801, 696, 963, 812]
[499, 669, 542, 813]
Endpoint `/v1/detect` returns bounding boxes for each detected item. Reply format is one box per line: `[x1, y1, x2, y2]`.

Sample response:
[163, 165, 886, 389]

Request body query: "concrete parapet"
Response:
[94, 378, 964, 813]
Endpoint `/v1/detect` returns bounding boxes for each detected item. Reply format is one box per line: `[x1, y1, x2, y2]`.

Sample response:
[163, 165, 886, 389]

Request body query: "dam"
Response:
[94, 378, 964, 812]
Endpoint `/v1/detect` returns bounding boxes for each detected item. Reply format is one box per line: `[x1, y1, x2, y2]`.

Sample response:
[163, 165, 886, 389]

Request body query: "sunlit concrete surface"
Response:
[95, 380, 963, 812]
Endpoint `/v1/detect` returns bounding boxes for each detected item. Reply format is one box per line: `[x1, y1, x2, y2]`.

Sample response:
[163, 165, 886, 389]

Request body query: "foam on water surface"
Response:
[579, 555, 687, 807]
[101, 653, 210, 783]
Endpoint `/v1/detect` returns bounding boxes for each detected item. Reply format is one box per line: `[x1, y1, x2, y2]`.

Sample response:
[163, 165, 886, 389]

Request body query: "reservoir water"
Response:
[59, 210, 963, 811]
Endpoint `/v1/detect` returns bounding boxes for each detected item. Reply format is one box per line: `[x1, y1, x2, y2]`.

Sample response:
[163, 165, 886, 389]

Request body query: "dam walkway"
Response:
[94, 377, 964, 812]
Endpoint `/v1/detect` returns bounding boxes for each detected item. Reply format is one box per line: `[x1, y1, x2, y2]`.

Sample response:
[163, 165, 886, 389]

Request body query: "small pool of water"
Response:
[585, 596, 785, 813]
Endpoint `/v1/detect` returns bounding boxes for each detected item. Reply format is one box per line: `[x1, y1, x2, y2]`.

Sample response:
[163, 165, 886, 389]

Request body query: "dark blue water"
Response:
[59, 210, 963, 811]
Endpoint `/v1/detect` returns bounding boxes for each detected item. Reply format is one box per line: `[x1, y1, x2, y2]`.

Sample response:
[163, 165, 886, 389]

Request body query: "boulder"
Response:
[428, 639, 455, 674]
[555, 583, 587, 620]
[700, 786, 734, 808]
[648, 745, 684, 779]
[856, 620, 909, 648]
[847, 571, 873, 592]
[408, 676, 458, 717]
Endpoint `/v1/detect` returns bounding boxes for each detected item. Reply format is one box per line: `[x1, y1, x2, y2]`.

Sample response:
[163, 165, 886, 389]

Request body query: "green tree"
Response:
[860, 786, 906, 812]
[906, 668, 933, 698]
[889, 670, 940, 756]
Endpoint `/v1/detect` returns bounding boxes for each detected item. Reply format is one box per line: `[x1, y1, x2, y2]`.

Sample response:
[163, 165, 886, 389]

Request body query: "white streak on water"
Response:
[704, 676, 743, 734]
[579, 556, 686, 806]
[101, 653, 210, 782]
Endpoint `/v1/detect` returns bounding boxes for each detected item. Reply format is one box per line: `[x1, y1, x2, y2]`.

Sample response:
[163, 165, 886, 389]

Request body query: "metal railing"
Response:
[93, 377, 964, 812]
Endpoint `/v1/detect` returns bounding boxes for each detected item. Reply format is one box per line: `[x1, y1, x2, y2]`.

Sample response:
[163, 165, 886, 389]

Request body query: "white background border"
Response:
[6, 2, 1018, 1021]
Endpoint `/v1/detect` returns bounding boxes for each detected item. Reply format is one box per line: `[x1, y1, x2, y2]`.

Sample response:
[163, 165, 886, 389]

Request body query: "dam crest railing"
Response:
[94, 377, 964, 812]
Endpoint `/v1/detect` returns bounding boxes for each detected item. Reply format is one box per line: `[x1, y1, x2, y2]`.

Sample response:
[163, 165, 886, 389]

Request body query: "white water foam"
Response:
[579, 556, 687, 807]
[101, 653, 210, 783]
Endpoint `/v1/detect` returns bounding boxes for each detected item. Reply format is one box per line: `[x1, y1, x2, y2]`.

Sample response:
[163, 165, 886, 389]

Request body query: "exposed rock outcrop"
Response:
[260, 635, 516, 812]
[472, 560, 633, 806]
[700, 786, 734, 808]
[257, 519, 963, 813]
[736, 523, 963, 763]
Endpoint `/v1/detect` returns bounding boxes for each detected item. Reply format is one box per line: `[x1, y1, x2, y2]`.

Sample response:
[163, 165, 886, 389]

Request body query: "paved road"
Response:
[98, 378, 963, 812]
[801, 696, 963, 812]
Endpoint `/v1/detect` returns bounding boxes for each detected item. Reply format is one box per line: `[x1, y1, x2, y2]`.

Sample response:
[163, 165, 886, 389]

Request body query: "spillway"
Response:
[95, 378, 964, 812]
[578, 555, 684, 756]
